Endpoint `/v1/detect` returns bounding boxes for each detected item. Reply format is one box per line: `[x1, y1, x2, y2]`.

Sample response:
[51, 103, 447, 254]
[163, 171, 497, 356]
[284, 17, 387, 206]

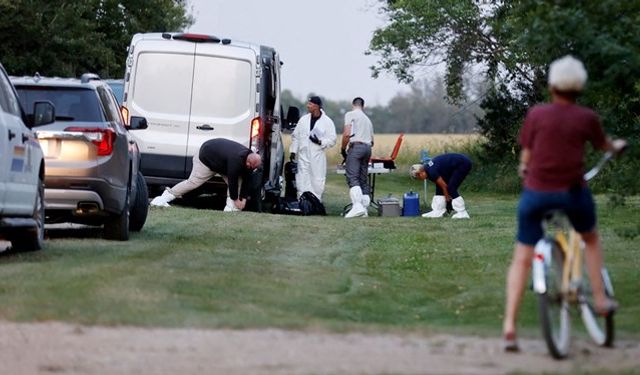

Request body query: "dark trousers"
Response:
[434, 158, 472, 199]
[345, 143, 372, 194]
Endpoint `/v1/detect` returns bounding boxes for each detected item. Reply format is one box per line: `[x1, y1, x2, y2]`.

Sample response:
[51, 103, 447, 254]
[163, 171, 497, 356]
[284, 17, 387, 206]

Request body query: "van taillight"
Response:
[250, 117, 262, 152]
[64, 127, 115, 156]
[120, 106, 129, 125]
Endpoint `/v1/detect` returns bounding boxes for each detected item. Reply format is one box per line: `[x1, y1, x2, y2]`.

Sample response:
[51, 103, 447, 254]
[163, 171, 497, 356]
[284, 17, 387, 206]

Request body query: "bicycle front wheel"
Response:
[537, 239, 571, 359]
[580, 268, 615, 347]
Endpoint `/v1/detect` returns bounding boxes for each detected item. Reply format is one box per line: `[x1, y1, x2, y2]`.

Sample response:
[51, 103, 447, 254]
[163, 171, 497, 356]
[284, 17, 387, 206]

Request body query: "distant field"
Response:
[283, 133, 482, 166]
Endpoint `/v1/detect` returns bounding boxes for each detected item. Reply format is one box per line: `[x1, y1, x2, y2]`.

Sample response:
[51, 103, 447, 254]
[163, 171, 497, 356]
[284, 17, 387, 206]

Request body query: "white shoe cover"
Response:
[362, 194, 371, 217]
[223, 197, 241, 212]
[451, 196, 470, 219]
[150, 190, 175, 207]
[345, 186, 366, 218]
[422, 195, 446, 218]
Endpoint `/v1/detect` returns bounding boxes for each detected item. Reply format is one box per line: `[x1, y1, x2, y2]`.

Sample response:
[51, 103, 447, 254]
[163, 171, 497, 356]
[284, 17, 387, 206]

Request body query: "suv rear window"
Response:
[16, 86, 105, 122]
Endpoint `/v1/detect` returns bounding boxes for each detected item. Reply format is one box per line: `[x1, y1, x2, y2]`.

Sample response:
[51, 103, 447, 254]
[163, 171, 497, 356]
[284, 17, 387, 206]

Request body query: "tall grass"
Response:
[284, 133, 482, 168]
[285, 132, 640, 195]
[284, 132, 521, 193]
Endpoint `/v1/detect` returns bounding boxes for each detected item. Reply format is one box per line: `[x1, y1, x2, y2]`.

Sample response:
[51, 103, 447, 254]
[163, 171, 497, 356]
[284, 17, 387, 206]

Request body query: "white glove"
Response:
[150, 190, 175, 207]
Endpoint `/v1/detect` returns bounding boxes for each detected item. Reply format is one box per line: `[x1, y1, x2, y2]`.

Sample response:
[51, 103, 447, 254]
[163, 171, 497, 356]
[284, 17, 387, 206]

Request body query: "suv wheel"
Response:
[103, 187, 130, 241]
[8, 177, 45, 252]
[129, 171, 149, 232]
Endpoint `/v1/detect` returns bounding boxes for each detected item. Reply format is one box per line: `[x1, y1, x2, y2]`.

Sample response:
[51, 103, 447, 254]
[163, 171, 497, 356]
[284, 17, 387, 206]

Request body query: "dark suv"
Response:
[12, 73, 149, 240]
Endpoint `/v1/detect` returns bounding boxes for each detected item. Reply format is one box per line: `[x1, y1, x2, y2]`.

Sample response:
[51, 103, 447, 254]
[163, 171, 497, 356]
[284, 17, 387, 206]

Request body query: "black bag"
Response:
[298, 191, 326, 216]
[273, 196, 303, 215]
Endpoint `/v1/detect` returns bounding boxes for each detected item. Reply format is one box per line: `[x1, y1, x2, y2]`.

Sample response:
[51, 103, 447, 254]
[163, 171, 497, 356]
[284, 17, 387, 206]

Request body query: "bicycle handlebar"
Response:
[583, 143, 628, 181]
[583, 151, 614, 181]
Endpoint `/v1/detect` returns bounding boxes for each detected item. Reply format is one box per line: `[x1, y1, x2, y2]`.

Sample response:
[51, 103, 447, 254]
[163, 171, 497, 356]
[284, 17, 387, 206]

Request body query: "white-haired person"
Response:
[150, 138, 262, 211]
[502, 55, 627, 352]
[409, 153, 472, 219]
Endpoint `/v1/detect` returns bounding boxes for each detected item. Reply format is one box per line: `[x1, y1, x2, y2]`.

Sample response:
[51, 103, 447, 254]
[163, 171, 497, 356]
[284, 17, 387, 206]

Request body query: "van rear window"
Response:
[133, 53, 194, 116]
[190, 55, 252, 119]
[133, 53, 252, 120]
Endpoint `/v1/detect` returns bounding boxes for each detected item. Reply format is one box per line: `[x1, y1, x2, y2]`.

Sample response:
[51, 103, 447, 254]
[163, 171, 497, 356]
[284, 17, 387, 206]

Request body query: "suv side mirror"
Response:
[283, 106, 300, 130]
[32, 101, 55, 127]
[129, 116, 148, 130]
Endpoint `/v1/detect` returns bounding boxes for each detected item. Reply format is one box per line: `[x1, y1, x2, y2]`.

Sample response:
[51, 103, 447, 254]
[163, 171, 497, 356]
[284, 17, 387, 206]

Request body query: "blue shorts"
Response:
[517, 187, 597, 245]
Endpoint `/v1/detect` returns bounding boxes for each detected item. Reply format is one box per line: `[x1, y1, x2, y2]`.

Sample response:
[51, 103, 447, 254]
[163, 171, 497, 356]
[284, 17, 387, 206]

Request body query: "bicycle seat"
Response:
[541, 210, 570, 230]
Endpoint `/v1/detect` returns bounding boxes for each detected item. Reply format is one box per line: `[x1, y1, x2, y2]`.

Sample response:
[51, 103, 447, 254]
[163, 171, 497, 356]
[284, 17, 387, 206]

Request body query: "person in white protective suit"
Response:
[289, 96, 337, 201]
[409, 153, 472, 219]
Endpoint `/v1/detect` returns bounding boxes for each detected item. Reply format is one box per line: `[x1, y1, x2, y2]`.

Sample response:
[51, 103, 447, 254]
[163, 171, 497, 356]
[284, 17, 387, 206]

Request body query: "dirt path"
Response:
[0, 321, 638, 374]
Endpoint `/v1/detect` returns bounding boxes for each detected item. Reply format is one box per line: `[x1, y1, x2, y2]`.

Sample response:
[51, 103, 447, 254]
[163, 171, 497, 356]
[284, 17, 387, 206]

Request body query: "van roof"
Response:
[130, 32, 273, 56]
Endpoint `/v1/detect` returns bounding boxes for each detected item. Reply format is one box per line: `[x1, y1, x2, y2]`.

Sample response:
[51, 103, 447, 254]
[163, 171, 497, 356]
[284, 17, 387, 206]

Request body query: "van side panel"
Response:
[186, 44, 256, 157]
[129, 42, 195, 179]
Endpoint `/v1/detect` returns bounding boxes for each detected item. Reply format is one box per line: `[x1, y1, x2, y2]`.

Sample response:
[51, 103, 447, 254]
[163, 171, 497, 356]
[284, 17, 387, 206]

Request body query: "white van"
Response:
[121, 32, 299, 211]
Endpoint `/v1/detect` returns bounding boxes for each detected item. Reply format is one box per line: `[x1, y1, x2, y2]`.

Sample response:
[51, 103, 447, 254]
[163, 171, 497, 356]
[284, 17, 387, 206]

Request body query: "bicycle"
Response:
[531, 150, 620, 359]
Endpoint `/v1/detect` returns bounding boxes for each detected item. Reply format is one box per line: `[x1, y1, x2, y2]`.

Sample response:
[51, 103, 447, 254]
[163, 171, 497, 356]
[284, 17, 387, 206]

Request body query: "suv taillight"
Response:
[64, 127, 115, 156]
[249, 117, 262, 152]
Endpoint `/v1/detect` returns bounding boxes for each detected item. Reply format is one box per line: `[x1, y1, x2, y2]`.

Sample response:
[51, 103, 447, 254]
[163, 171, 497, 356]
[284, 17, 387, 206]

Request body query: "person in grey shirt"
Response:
[340, 97, 374, 218]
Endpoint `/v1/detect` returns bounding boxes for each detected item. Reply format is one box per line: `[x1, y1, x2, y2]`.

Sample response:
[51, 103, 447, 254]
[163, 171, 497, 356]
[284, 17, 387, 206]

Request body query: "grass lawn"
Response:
[1, 170, 638, 342]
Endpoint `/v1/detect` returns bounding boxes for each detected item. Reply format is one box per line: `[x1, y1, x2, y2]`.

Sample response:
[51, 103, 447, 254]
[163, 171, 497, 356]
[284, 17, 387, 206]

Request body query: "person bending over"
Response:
[410, 153, 472, 219]
[150, 138, 262, 211]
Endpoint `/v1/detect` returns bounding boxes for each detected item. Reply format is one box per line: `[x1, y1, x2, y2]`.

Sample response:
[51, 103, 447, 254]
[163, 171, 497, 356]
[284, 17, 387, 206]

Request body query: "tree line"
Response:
[367, 0, 640, 159]
[0, 0, 192, 78]
[282, 75, 482, 134]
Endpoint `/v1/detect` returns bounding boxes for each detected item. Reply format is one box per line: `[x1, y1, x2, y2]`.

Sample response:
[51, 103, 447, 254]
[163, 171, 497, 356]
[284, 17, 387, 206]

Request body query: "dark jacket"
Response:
[199, 139, 252, 200]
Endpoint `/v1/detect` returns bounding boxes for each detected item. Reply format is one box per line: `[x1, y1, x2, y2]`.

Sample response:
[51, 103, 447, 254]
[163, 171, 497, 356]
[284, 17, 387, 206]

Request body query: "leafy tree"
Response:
[368, 0, 640, 148]
[367, 1, 515, 102]
[0, 0, 193, 78]
[503, 1, 640, 141]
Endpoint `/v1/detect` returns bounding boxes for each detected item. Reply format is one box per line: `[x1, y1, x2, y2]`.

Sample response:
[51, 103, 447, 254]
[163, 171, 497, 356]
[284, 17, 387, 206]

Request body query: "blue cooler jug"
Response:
[402, 191, 420, 216]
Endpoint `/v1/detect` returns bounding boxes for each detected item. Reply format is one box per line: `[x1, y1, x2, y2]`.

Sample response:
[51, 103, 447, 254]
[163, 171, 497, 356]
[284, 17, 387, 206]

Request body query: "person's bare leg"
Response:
[503, 243, 534, 336]
[580, 230, 611, 311]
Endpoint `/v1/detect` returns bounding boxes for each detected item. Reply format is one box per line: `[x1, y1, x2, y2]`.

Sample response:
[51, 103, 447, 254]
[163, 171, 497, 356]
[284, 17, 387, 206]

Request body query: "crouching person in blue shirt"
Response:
[410, 153, 472, 219]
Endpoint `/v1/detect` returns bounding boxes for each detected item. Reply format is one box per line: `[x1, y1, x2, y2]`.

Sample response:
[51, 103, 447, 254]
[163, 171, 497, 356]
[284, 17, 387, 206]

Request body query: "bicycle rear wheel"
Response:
[537, 239, 571, 359]
[580, 268, 615, 347]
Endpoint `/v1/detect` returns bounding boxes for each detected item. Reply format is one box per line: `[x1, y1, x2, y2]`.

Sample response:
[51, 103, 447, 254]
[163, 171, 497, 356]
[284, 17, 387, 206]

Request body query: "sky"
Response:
[186, 0, 409, 106]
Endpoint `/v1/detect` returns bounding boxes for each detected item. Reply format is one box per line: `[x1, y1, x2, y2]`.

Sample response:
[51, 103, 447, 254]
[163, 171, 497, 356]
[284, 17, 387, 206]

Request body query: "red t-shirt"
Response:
[519, 103, 606, 191]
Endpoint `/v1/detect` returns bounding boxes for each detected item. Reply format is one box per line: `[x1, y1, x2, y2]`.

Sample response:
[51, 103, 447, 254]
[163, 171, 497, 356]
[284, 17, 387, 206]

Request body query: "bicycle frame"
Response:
[532, 214, 583, 301]
[558, 229, 581, 302]
[533, 150, 617, 297]
[531, 149, 620, 358]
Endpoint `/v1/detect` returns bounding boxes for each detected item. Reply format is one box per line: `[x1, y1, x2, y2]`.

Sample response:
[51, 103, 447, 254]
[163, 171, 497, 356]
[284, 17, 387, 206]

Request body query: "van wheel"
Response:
[129, 171, 149, 232]
[104, 188, 130, 241]
[8, 177, 45, 252]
